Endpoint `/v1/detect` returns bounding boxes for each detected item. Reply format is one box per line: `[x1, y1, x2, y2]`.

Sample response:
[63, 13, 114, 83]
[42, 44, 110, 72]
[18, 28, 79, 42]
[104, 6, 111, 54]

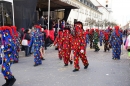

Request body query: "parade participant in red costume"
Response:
[103, 30, 110, 52]
[53, 30, 63, 60]
[60, 27, 73, 66]
[72, 21, 89, 72]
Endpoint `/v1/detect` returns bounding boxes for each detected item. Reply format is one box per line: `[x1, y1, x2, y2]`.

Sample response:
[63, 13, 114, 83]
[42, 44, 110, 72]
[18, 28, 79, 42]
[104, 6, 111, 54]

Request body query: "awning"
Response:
[0, 0, 13, 3]
[37, 0, 79, 11]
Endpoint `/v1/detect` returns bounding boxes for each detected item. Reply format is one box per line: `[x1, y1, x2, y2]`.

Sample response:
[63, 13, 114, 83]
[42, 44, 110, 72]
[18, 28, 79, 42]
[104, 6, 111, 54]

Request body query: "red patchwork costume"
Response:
[72, 21, 89, 72]
[53, 30, 63, 60]
[61, 28, 73, 66]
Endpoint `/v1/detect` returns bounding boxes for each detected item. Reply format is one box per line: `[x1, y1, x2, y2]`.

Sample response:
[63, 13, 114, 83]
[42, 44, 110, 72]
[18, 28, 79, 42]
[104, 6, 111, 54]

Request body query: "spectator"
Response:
[125, 33, 130, 59]
[23, 29, 31, 56]
[38, 16, 45, 27]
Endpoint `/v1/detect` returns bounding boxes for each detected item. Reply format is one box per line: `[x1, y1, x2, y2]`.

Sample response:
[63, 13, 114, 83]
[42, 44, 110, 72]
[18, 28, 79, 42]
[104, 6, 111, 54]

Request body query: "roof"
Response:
[0, 0, 13, 3]
[37, 0, 79, 11]
[96, 0, 110, 12]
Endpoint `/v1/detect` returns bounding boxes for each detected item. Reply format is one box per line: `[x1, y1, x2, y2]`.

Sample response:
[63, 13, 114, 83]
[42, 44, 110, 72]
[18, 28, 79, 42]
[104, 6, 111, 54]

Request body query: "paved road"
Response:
[0, 45, 130, 86]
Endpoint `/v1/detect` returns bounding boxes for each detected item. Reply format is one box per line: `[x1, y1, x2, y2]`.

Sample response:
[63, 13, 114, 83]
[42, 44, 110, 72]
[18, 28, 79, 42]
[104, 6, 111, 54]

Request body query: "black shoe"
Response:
[2, 79, 10, 86]
[84, 63, 89, 69]
[8, 77, 16, 86]
[94, 50, 98, 52]
[26, 54, 31, 57]
[73, 69, 79, 72]
[112, 58, 116, 60]
[14, 61, 18, 64]
[55, 47, 58, 50]
[59, 58, 62, 60]
[115, 58, 120, 60]
[41, 58, 45, 60]
[34, 64, 39, 67]
[64, 64, 68, 66]
[70, 61, 73, 65]
[97, 49, 100, 51]
[29, 53, 33, 54]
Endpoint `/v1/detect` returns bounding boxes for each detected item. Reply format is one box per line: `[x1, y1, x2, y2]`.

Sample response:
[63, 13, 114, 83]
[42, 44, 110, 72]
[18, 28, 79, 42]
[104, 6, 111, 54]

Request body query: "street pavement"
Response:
[0, 45, 130, 86]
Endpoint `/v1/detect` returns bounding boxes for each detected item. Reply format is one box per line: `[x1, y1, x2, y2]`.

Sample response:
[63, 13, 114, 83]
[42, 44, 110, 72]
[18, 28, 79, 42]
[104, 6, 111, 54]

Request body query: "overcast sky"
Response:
[97, 0, 130, 26]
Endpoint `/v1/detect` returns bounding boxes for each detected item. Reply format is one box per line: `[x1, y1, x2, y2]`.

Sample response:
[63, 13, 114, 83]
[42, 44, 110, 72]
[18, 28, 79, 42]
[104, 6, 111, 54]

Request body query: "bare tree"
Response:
[103, 19, 108, 29]
[111, 22, 117, 28]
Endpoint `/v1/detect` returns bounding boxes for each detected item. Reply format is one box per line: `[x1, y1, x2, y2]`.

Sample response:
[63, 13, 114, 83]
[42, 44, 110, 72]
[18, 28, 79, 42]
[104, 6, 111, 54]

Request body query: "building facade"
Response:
[67, 0, 102, 29]
[91, 0, 114, 29]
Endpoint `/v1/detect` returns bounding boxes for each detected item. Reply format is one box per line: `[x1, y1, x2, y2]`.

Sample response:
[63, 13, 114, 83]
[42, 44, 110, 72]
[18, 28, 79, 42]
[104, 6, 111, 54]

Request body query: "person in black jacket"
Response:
[23, 29, 31, 56]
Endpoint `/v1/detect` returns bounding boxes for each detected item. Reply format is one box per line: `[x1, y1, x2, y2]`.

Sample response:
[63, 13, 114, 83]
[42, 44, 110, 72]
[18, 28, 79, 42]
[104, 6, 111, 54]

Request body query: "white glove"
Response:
[1, 45, 4, 49]
[71, 50, 74, 53]
[55, 44, 57, 46]
[59, 48, 61, 51]
[50, 44, 54, 47]
[80, 50, 84, 53]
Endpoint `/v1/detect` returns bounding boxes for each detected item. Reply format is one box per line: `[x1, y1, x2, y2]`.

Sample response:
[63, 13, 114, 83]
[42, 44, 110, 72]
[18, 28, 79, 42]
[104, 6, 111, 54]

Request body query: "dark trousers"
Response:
[24, 46, 29, 56]
[29, 45, 32, 54]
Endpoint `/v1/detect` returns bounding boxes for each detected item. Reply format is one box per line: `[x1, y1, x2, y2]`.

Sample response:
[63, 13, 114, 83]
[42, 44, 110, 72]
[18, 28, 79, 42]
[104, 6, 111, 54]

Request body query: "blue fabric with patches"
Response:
[1, 29, 15, 79]
[109, 30, 123, 59]
[29, 29, 42, 65]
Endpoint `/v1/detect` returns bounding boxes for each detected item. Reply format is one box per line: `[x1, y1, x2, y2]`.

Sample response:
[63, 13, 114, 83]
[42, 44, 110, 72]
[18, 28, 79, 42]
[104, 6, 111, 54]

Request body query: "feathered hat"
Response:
[11, 26, 18, 37]
[34, 25, 41, 32]
[1, 26, 13, 37]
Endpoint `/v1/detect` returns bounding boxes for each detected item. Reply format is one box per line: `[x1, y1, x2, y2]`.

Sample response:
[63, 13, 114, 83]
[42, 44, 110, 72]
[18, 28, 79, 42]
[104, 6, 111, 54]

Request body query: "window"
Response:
[0, 2, 13, 26]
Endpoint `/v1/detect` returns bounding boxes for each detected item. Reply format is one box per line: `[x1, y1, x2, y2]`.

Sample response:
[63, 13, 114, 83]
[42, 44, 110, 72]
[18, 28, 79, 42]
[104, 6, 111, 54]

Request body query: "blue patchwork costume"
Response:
[0, 47, 2, 64]
[109, 26, 123, 60]
[0, 30, 3, 65]
[99, 30, 103, 46]
[11, 26, 20, 63]
[86, 33, 89, 45]
[1, 26, 16, 86]
[29, 25, 42, 66]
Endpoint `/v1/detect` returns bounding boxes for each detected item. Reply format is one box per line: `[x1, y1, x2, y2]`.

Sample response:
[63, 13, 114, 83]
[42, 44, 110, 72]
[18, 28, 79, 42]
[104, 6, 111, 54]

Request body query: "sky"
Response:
[97, 0, 130, 26]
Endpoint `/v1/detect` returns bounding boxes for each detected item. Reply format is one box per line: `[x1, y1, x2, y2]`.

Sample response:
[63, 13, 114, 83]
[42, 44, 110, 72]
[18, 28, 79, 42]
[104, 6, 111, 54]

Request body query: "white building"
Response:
[90, 0, 114, 29]
[67, 0, 102, 29]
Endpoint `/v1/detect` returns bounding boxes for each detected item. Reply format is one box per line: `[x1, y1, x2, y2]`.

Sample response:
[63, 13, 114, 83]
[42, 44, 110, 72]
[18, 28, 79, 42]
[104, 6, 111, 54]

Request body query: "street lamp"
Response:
[47, 0, 50, 35]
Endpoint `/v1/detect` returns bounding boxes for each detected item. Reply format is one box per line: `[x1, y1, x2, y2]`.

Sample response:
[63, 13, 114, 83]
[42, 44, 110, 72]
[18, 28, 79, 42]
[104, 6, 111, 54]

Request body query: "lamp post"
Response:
[1, 3, 4, 26]
[48, 0, 50, 35]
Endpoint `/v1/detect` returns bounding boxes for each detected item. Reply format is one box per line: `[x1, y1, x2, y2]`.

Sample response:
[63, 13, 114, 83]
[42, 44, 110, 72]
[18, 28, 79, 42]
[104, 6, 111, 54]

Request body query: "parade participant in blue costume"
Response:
[1, 26, 16, 86]
[11, 26, 20, 63]
[0, 27, 3, 65]
[29, 25, 42, 66]
[109, 26, 123, 60]
[99, 30, 104, 46]
[84, 29, 89, 47]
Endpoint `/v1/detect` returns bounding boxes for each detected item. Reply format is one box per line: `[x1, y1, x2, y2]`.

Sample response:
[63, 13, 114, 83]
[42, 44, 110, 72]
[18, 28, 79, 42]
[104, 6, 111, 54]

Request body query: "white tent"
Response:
[0, 0, 15, 25]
